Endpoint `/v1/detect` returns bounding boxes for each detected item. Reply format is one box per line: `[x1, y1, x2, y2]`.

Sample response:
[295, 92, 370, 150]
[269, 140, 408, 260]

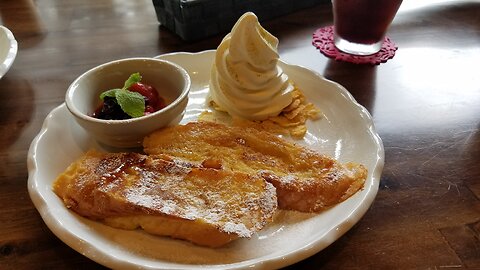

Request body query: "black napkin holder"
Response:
[153, 0, 326, 41]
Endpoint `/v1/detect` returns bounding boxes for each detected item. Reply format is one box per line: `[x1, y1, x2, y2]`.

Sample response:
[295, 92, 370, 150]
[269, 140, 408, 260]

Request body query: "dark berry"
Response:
[93, 97, 131, 120]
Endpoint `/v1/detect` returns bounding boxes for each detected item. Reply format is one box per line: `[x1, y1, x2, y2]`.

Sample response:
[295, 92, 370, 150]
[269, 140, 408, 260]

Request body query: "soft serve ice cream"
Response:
[209, 12, 294, 121]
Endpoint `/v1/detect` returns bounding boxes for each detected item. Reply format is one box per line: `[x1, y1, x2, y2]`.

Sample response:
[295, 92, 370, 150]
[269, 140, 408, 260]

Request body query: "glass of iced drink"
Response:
[332, 0, 402, 55]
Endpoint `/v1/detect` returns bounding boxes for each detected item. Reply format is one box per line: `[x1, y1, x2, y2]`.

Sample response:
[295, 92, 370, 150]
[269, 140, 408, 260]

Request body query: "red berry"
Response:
[144, 105, 155, 115]
[129, 82, 159, 105]
[129, 82, 167, 112]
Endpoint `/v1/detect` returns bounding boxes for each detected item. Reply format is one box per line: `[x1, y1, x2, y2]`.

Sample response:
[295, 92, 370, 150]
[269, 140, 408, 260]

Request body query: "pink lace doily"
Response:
[312, 26, 398, 65]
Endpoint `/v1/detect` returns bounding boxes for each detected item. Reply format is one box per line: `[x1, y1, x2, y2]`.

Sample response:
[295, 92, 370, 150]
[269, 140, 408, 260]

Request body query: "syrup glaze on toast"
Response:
[53, 150, 277, 247]
[144, 121, 367, 212]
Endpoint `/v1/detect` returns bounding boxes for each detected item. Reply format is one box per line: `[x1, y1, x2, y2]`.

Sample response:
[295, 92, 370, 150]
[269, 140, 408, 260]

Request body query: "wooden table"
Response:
[1, 0, 479, 269]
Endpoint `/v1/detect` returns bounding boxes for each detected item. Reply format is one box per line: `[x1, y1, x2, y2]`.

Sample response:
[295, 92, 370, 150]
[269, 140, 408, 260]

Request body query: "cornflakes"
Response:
[200, 86, 322, 139]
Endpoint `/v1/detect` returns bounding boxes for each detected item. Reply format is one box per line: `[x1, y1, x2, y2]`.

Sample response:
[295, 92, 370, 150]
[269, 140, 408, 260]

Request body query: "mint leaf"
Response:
[115, 89, 145, 118]
[97, 73, 146, 118]
[123, 72, 142, 90]
[99, 88, 120, 100]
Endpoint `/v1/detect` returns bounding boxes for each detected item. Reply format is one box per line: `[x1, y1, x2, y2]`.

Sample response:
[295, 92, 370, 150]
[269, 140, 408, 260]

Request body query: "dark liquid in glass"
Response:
[334, 0, 402, 44]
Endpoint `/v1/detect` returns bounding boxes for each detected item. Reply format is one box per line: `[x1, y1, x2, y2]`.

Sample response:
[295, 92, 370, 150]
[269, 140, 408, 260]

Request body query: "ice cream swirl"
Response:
[210, 12, 294, 121]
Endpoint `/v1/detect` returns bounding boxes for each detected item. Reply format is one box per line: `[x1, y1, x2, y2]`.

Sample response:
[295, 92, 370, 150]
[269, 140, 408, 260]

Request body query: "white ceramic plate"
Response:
[28, 50, 384, 269]
[0, 25, 17, 78]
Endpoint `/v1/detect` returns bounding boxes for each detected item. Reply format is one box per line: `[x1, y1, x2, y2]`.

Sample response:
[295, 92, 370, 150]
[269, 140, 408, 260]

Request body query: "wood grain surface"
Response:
[0, 0, 479, 269]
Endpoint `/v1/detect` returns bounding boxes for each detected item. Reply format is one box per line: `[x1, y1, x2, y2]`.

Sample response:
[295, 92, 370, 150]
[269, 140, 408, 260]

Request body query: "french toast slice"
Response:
[53, 150, 277, 247]
[144, 121, 367, 212]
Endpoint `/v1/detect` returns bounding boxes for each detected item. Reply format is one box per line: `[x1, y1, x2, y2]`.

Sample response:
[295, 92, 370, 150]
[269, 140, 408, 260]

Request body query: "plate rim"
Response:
[0, 25, 18, 79]
[28, 50, 384, 269]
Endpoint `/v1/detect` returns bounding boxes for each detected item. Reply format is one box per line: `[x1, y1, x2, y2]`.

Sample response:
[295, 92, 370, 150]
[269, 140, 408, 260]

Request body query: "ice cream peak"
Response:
[209, 12, 294, 121]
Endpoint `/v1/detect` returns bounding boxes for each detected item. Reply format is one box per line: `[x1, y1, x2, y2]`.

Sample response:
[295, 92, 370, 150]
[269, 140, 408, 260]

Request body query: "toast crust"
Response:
[53, 150, 277, 247]
[144, 121, 367, 212]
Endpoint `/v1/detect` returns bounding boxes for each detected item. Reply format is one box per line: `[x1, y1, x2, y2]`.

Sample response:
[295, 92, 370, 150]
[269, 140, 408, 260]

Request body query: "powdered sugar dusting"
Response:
[223, 222, 250, 237]
[66, 152, 277, 240]
[279, 174, 297, 185]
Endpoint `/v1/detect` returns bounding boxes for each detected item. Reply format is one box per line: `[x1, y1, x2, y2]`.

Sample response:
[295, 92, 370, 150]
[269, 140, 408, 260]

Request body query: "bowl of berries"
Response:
[65, 58, 191, 148]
